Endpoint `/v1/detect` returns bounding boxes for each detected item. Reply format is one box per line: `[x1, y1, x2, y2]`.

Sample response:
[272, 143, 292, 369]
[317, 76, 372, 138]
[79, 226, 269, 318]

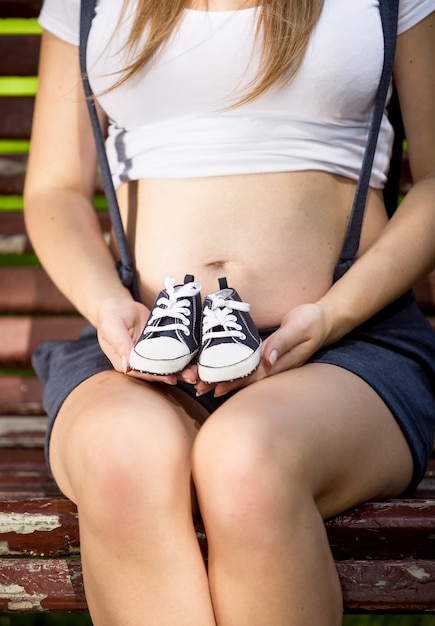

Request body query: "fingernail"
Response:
[182, 376, 197, 385]
[269, 349, 278, 367]
[121, 355, 128, 374]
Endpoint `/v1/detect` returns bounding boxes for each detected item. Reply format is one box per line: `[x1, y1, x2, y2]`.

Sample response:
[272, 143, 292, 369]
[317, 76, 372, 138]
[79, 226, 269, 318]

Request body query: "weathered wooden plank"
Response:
[0, 468, 50, 501]
[0, 498, 79, 557]
[338, 560, 435, 613]
[0, 495, 434, 561]
[0, 98, 34, 140]
[0, 155, 28, 197]
[0, 415, 47, 446]
[0, 378, 44, 416]
[0, 267, 76, 314]
[0, 558, 86, 613]
[0, 35, 40, 76]
[0, 450, 59, 498]
[0, 316, 87, 367]
[0, 1, 43, 19]
[0, 556, 434, 613]
[326, 499, 435, 560]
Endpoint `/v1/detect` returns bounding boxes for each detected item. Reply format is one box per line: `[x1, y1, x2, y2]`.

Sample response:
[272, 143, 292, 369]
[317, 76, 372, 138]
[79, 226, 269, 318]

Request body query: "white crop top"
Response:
[39, 0, 435, 189]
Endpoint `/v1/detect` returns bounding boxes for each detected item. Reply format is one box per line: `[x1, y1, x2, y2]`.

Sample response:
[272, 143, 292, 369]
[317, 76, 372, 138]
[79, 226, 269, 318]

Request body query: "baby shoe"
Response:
[129, 274, 202, 375]
[198, 277, 261, 383]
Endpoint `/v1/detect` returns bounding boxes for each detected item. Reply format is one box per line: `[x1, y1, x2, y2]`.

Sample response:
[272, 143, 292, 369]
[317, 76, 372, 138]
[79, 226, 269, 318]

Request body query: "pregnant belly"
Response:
[115, 172, 387, 327]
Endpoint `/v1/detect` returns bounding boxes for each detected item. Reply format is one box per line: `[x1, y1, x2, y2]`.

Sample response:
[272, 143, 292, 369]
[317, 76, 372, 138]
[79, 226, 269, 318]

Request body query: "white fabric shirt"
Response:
[39, 0, 435, 188]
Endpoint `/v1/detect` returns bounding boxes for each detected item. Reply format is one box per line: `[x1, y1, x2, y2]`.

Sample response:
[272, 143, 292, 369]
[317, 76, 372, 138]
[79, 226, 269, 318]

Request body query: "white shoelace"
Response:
[202, 293, 250, 342]
[145, 276, 201, 337]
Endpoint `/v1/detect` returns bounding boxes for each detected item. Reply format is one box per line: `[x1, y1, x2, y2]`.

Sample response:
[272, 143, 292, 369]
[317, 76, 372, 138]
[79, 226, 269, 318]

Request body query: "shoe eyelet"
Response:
[240, 333, 246, 340]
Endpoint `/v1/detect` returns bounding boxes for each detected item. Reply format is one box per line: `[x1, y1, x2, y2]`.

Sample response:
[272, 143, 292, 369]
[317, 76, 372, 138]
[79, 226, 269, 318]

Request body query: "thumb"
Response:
[98, 324, 135, 374]
[263, 327, 293, 367]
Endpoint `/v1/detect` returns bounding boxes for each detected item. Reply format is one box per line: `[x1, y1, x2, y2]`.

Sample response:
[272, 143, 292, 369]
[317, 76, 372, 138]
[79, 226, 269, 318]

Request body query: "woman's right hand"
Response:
[96, 296, 149, 373]
[96, 296, 180, 385]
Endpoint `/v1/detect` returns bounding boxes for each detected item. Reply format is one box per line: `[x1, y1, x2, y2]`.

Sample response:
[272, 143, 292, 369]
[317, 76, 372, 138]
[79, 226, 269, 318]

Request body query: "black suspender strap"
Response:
[79, 0, 141, 301]
[334, 0, 400, 280]
[79, 0, 399, 287]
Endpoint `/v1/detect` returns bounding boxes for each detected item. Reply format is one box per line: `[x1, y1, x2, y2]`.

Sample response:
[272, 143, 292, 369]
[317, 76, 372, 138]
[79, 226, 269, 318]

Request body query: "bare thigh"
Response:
[49, 371, 208, 503]
[194, 363, 414, 519]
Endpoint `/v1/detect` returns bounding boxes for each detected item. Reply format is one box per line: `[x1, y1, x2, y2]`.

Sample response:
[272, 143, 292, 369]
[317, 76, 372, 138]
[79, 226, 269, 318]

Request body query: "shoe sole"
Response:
[198, 346, 261, 384]
[129, 349, 197, 376]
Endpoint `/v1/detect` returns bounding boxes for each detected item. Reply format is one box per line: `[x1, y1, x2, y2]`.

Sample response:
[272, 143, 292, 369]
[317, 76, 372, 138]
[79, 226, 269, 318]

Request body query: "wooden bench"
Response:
[1, 0, 434, 614]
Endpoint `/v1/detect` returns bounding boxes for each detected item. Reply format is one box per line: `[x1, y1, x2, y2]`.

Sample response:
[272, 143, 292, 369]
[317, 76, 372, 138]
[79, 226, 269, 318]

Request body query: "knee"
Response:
[57, 399, 194, 533]
[193, 406, 310, 538]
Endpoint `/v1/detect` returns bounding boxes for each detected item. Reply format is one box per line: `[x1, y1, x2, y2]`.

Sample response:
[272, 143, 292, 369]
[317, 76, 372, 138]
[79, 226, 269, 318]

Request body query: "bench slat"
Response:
[0, 267, 76, 313]
[0, 36, 40, 76]
[0, 498, 79, 557]
[0, 556, 434, 613]
[0, 98, 34, 140]
[0, 558, 86, 613]
[0, 316, 87, 367]
[0, 416, 46, 446]
[0, 1, 42, 19]
[0, 449, 59, 498]
[339, 560, 435, 613]
[0, 155, 28, 196]
[326, 500, 435, 560]
[0, 378, 44, 415]
[1, 493, 434, 559]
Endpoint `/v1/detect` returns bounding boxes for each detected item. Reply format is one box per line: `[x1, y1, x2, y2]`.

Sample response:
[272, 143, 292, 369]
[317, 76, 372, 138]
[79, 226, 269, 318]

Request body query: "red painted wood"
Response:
[0, 1, 43, 19]
[0, 35, 40, 76]
[0, 558, 86, 613]
[0, 268, 76, 314]
[0, 316, 87, 367]
[0, 556, 434, 613]
[0, 98, 34, 140]
[0, 378, 44, 415]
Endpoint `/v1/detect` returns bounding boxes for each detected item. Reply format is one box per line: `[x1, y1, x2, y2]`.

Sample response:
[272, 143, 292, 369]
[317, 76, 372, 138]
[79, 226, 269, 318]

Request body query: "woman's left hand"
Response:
[194, 302, 334, 397]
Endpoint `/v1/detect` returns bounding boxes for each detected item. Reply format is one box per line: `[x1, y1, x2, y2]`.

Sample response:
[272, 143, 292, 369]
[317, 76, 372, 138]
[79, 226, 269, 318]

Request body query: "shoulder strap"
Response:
[79, 0, 141, 301]
[334, 0, 400, 280]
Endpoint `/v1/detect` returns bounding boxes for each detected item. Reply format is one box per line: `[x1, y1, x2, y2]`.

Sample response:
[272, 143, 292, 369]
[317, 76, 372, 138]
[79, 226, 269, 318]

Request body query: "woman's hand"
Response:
[195, 301, 335, 398]
[96, 296, 150, 373]
[97, 296, 193, 386]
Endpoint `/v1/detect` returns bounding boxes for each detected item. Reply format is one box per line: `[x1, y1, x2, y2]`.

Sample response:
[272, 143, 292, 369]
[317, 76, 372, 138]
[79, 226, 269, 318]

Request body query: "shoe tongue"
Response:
[218, 277, 228, 290]
[218, 288, 233, 301]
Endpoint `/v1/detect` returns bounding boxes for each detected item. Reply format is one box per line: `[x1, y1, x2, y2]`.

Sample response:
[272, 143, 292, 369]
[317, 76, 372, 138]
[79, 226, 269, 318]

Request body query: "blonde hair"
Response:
[116, 0, 324, 106]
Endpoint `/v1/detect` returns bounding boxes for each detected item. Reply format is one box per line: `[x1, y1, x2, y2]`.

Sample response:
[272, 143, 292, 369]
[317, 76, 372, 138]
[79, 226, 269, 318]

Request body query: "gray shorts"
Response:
[33, 291, 435, 493]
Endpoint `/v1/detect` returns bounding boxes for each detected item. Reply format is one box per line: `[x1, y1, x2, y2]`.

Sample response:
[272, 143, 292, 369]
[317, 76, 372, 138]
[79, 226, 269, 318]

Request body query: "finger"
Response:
[195, 380, 216, 397]
[178, 364, 199, 385]
[261, 315, 313, 366]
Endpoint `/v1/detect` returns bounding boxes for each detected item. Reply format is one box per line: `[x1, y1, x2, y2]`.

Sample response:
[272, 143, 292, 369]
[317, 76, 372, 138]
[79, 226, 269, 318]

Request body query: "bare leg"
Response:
[192, 364, 414, 626]
[50, 372, 216, 626]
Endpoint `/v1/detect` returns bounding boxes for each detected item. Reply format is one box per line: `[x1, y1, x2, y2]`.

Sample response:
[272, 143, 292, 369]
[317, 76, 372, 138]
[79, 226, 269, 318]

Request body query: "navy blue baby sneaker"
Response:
[129, 274, 202, 375]
[198, 277, 261, 383]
